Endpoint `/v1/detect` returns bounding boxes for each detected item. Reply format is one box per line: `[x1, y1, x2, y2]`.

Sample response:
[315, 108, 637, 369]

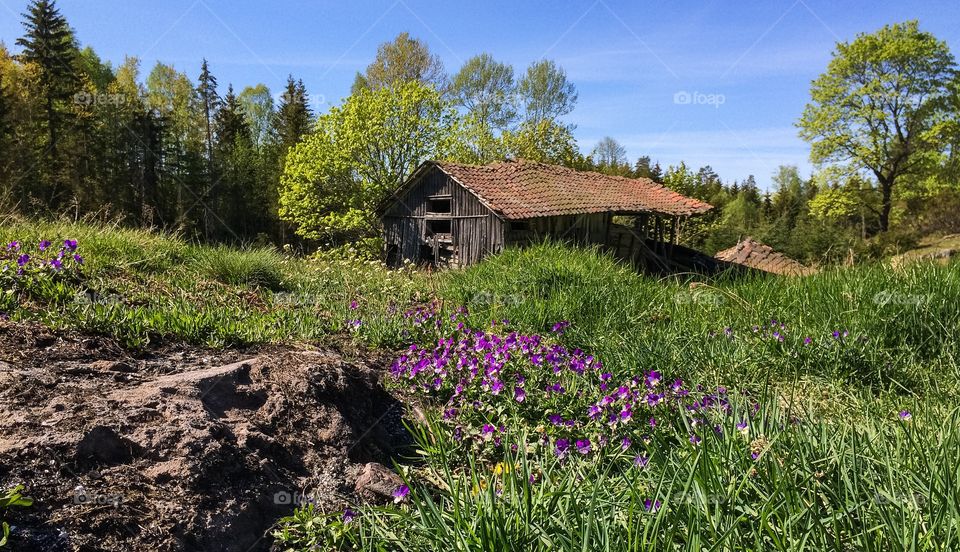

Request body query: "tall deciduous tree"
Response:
[798, 20, 958, 232]
[238, 84, 273, 148]
[517, 59, 577, 126]
[591, 136, 628, 174]
[279, 81, 456, 241]
[16, 0, 80, 205]
[351, 32, 445, 92]
[449, 53, 516, 130]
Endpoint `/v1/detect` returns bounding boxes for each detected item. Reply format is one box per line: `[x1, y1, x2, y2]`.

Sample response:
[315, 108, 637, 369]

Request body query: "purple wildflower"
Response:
[49, 258, 63, 271]
[349, 300, 359, 310]
[38, 239, 51, 251]
[898, 410, 912, 421]
[393, 485, 410, 503]
[16, 254, 29, 267]
[634, 455, 649, 468]
[554, 438, 570, 457]
[63, 239, 78, 251]
[342, 509, 356, 523]
[575, 439, 591, 455]
[621, 436, 631, 450]
[514, 387, 526, 403]
[689, 434, 702, 445]
[643, 498, 662, 512]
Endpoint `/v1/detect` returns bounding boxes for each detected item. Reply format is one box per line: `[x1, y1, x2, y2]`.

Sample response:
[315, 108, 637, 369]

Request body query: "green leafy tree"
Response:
[77, 46, 113, 91]
[517, 60, 577, 126]
[238, 83, 273, 148]
[798, 20, 959, 232]
[449, 53, 516, 130]
[146, 61, 206, 231]
[16, 0, 80, 206]
[279, 81, 457, 241]
[502, 119, 581, 166]
[351, 32, 445, 93]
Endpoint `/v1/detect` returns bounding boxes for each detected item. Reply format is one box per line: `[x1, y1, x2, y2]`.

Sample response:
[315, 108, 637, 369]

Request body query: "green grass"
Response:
[3, 220, 960, 550]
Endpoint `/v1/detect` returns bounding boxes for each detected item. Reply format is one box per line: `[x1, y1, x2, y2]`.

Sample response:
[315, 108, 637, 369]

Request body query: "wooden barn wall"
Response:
[505, 213, 611, 247]
[382, 167, 505, 267]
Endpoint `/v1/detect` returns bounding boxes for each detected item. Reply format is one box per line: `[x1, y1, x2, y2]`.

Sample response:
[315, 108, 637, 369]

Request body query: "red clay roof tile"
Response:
[714, 237, 816, 276]
[431, 159, 713, 219]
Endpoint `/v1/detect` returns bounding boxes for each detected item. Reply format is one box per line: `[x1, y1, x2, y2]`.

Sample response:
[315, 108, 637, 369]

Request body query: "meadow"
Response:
[2, 219, 959, 550]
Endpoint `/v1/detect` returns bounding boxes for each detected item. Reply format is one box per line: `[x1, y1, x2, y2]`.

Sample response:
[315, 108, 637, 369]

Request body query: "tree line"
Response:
[2, 2, 958, 264]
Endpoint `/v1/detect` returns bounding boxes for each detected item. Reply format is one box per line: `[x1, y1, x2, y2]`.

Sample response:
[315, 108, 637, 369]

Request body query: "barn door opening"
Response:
[423, 195, 455, 266]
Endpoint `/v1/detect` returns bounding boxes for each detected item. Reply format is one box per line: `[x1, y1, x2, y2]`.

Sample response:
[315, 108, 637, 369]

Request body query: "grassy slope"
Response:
[3, 219, 958, 400]
[4, 220, 960, 550]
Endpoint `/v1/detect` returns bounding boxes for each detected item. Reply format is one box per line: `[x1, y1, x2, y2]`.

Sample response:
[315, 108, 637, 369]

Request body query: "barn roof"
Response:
[714, 237, 817, 276]
[387, 159, 713, 220]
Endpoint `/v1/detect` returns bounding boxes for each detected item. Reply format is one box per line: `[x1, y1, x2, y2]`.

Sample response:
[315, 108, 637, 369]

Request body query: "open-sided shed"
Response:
[379, 159, 713, 268]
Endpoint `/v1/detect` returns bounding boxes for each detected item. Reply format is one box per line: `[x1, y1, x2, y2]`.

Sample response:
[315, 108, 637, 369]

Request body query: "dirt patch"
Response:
[0, 320, 411, 551]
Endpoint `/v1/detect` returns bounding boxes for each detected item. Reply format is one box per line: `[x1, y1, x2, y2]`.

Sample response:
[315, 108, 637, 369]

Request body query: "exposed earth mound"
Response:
[0, 321, 411, 551]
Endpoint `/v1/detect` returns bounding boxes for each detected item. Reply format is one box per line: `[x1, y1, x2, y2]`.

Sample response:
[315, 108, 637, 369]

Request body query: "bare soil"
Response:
[0, 320, 411, 551]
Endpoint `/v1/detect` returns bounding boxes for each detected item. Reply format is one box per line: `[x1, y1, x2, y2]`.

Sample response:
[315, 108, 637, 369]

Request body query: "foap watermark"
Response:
[73, 91, 129, 108]
[73, 290, 125, 306]
[471, 291, 523, 307]
[674, 290, 726, 306]
[872, 291, 927, 307]
[272, 291, 323, 307]
[72, 486, 122, 508]
[673, 90, 725, 108]
[273, 490, 321, 506]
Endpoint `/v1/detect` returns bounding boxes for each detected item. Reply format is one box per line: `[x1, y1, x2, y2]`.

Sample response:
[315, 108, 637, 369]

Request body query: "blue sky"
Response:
[1, 0, 959, 189]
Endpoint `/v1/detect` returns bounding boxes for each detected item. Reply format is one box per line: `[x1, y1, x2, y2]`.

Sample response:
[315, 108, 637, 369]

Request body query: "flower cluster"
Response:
[390, 321, 759, 468]
[1, 238, 84, 285]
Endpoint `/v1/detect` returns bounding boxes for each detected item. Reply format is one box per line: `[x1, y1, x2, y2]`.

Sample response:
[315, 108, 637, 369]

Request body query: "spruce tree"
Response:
[214, 85, 251, 151]
[273, 75, 311, 151]
[196, 59, 220, 238]
[16, 0, 79, 205]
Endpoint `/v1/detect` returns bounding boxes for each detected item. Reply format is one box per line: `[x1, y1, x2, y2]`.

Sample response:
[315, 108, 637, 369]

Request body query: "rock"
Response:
[354, 462, 404, 504]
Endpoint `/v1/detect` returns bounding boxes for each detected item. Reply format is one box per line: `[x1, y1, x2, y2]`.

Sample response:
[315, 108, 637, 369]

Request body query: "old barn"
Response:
[380, 159, 714, 269]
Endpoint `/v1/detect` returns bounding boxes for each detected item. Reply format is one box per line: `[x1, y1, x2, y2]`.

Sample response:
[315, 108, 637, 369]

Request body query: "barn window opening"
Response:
[426, 218, 452, 235]
[510, 220, 529, 231]
[427, 197, 452, 214]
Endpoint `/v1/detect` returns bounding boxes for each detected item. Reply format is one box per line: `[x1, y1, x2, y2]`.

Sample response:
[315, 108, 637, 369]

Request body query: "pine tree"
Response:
[16, 0, 80, 205]
[196, 59, 220, 238]
[215, 85, 251, 151]
[273, 76, 311, 151]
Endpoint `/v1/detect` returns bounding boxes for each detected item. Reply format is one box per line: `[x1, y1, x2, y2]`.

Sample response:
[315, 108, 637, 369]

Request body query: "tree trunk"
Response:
[878, 176, 893, 233]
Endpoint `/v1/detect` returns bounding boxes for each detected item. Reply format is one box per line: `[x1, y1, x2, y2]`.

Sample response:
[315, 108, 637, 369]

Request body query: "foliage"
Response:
[798, 20, 959, 232]
[0, 237, 84, 311]
[279, 81, 458, 241]
[449, 53, 517, 131]
[517, 60, 578, 126]
[0, 486, 33, 548]
[352, 32, 446, 93]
